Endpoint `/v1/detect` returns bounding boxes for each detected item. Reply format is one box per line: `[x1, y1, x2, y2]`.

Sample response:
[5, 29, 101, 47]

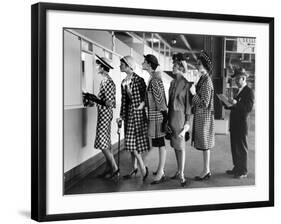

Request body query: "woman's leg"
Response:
[202, 149, 210, 176]
[178, 149, 186, 178]
[174, 148, 187, 186]
[100, 151, 111, 172]
[154, 146, 166, 180]
[133, 151, 146, 176]
[173, 148, 180, 173]
[130, 152, 138, 170]
[102, 150, 118, 172]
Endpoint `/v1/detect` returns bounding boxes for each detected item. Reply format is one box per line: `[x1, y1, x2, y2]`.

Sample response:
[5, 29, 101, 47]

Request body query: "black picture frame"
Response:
[31, 2, 274, 222]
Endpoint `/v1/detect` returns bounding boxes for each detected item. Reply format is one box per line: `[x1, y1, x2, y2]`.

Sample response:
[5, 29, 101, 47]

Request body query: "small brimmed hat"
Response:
[144, 54, 159, 66]
[120, 55, 136, 71]
[95, 54, 114, 69]
[197, 50, 212, 73]
[231, 67, 249, 78]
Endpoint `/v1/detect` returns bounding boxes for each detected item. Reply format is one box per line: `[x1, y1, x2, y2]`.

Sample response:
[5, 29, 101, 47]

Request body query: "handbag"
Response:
[184, 131, 190, 141]
[164, 124, 190, 142]
[163, 123, 172, 140]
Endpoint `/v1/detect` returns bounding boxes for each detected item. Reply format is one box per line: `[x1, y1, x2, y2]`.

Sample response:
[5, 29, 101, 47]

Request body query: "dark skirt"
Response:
[151, 137, 165, 147]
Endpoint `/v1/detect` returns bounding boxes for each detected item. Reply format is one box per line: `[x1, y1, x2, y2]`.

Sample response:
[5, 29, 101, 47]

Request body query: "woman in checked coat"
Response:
[142, 54, 168, 185]
[118, 55, 150, 181]
[190, 50, 215, 181]
[83, 55, 119, 180]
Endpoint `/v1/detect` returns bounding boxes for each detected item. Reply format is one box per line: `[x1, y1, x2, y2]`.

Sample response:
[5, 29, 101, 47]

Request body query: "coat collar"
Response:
[236, 84, 249, 98]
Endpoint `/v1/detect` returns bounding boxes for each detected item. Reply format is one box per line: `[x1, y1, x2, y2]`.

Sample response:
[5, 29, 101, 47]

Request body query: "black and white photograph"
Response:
[30, 2, 274, 222]
[63, 29, 256, 195]
[2, 0, 281, 223]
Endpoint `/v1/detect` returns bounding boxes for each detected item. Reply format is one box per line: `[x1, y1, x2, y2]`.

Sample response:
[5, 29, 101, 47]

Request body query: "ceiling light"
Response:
[146, 38, 160, 43]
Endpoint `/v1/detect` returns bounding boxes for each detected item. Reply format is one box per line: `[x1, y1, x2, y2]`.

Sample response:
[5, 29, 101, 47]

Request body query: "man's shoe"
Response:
[234, 173, 248, 179]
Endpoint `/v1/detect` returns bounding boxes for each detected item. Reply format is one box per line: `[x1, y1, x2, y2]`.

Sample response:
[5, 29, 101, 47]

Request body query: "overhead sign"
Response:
[237, 38, 256, 54]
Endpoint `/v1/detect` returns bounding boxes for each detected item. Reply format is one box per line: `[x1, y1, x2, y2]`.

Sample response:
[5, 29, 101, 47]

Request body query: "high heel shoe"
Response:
[179, 176, 187, 187]
[110, 168, 120, 181]
[151, 174, 165, 185]
[123, 168, 138, 179]
[170, 172, 180, 180]
[194, 172, 211, 181]
[153, 169, 165, 176]
[142, 167, 149, 181]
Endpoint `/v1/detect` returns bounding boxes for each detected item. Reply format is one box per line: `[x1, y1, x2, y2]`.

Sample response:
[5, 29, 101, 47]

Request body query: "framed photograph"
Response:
[31, 2, 274, 222]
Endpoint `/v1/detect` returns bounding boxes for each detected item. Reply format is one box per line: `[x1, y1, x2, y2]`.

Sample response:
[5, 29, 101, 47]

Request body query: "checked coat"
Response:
[146, 72, 168, 138]
[120, 73, 150, 153]
[94, 75, 116, 151]
[191, 73, 215, 150]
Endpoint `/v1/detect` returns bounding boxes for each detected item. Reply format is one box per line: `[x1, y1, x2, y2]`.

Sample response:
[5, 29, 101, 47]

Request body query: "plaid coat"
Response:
[120, 73, 150, 153]
[94, 76, 116, 150]
[191, 73, 215, 150]
[146, 72, 168, 138]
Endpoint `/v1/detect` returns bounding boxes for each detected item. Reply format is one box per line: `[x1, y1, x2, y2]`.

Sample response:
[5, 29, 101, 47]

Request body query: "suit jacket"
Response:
[168, 75, 192, 120]
[229, 85, 254, 135]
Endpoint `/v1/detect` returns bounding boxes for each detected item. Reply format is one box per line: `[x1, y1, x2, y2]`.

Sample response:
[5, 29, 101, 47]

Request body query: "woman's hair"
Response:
[146, 59, 158, 71]
[172, 53, 188, 73]
[97, 61, 110, 72]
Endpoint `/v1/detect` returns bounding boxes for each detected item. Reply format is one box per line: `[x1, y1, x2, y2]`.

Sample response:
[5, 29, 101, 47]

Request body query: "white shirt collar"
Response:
[237, 83, 247, 95]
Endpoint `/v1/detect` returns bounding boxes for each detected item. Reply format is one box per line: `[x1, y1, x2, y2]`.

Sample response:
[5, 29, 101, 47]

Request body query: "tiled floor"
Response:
[65, 112, 255, 195]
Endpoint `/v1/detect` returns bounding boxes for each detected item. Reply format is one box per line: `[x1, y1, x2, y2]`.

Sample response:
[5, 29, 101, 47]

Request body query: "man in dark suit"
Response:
[225, 67, 254, 178]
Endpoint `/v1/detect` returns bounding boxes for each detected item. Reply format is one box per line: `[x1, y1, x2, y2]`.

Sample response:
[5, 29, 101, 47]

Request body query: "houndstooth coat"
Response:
[146, 72, 168, 138]
[191, 73, 215, 150]
[94, 76, 116, 151]
[120, 73, 150, 153]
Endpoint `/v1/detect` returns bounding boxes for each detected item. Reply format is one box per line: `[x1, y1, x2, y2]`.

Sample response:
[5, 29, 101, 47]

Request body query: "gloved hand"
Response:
[116, 118, 122, 128]
[190, 84, 196, 96]
[178, 123, 190, 139]
[82, 92, 92, 106]
[84, 92, 106, 106]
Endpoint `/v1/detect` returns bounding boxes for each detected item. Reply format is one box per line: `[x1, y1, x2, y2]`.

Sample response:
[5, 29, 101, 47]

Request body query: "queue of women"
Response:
[84, 50, 215, 187]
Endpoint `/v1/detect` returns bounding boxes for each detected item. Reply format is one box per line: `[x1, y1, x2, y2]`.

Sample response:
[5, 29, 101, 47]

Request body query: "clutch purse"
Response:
[184, 131, 190, 141]
[164, 124, 190, 142]
[164, 124, 172, 140]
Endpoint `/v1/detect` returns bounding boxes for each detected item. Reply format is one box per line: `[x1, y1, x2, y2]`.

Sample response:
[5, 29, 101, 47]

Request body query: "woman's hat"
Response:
[144, 54, 159, 66]
[197, 50, 212, 73]
[95, 54, 114, 69]
[231, 67, 249, 78]
[172, 53, 186, 62]
[120, 55, 136, 71]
